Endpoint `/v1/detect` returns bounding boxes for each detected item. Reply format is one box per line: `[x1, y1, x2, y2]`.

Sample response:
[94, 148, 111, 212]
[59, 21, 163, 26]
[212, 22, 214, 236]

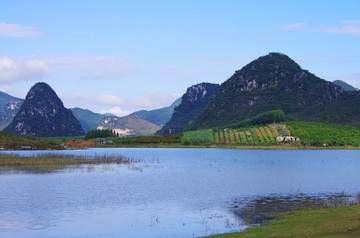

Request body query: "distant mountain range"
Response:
[70, 107, 105, 133]
[332, 80, 358, 91]
[129, 98, 181, 126]
[187, 53, 360, 130]
[97, 115, 161, 136]
[4, 82, 84, 137]
[156, 83, 219, 135]
[69, 97, 181, 133]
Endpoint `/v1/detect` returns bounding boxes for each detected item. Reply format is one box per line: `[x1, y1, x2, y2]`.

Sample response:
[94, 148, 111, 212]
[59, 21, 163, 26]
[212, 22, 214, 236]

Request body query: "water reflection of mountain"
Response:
[229, 193, 359, 227]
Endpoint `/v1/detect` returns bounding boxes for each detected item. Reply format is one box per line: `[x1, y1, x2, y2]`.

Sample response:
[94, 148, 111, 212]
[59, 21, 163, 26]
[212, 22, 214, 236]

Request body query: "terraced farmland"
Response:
[216, 126, 279, 145]
[183, 124, 290, 145]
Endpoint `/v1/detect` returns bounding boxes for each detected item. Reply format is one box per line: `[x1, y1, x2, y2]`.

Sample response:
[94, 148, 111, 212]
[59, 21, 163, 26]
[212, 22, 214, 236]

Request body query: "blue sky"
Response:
[0, 0, 359, 116]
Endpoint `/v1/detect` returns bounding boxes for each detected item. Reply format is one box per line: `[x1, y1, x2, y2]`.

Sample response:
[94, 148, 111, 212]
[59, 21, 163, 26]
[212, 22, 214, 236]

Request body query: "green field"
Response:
[182, 121, 360, 147]
[285, 121, 360, 147]
[205, 203, 360, 238]
[182, 129, 214, 145]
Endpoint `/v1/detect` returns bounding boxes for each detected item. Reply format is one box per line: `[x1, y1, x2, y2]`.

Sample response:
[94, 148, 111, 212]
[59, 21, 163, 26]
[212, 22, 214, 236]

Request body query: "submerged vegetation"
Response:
[0, 153, 131, 170]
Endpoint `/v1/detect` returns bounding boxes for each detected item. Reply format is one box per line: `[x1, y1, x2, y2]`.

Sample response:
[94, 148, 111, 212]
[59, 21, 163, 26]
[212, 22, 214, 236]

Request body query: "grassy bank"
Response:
[0, 131, 64, 150]
[0, 153, 130, 170]
[207, 204, 360, 237]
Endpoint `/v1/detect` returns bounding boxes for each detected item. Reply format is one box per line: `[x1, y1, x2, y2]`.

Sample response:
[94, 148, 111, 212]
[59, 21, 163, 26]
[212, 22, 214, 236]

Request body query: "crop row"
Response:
[182, 125, 281, 145]
[215, 126, 278, 145]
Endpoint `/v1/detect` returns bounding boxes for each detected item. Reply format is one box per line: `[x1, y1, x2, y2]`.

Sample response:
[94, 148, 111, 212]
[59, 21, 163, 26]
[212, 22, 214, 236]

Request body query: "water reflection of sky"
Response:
[0, 148, 359, 237]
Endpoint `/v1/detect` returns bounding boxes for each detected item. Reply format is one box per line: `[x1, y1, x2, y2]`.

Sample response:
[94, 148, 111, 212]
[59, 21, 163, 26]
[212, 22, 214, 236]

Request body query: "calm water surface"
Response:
[0, 148, 359, 237]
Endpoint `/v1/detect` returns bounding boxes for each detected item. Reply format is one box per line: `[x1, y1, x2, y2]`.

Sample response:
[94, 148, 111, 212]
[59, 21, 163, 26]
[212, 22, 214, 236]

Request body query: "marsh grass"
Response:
[0, 153, 132, 171]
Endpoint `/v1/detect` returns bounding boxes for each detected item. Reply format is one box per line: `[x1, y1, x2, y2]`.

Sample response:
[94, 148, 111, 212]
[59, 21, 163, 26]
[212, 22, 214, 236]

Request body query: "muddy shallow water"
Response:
[0, 148, 359, 237]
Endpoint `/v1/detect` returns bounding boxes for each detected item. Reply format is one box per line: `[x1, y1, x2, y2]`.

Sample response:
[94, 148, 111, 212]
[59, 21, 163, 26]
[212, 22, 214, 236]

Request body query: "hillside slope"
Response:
[188, 53, 360, 130]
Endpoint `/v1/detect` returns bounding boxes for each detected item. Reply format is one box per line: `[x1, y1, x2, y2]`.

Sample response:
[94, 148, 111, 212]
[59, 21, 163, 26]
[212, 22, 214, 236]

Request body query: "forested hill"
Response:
[187, 53, 360, 131]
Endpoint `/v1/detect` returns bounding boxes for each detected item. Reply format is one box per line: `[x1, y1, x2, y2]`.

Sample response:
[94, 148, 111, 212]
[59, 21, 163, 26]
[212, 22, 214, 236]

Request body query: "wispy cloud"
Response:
[280, 20, 360, 36]
[320, 24, 360, 36]
[280, 23, 307, 31]
[0, 54, 225, 86]
[341, 20, 360, 24]
[0, 23, 42, 38]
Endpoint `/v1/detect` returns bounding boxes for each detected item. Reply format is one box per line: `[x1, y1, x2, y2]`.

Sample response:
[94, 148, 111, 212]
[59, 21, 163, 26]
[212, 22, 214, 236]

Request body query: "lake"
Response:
[0, 148, 359, 237]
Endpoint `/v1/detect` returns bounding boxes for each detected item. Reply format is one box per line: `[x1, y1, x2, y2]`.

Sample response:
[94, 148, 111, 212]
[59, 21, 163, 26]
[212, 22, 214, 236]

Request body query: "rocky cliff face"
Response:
[4, 82, 84, 137]
[156, 82, 219, 135]
[0, 100, 23, 130]
[188, 53, 360, 130]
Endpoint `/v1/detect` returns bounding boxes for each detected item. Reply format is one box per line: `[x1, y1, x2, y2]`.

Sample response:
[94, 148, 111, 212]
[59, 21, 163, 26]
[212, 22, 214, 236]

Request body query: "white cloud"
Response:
[0, 55, 50, 83]
[67, 92, 124, 106]
[100, 107, 132, 117]
[0, 23, 42, 38]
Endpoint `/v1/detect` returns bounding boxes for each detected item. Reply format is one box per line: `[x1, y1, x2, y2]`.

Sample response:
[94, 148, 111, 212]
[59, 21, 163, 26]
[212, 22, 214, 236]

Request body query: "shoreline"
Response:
[81, 144, 360, 150]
